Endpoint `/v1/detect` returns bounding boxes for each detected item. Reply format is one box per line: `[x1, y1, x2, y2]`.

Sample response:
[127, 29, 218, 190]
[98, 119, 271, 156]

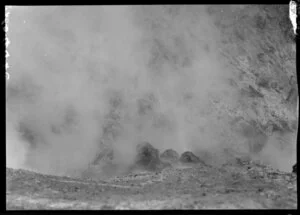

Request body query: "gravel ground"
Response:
[6, 161, 297, 209]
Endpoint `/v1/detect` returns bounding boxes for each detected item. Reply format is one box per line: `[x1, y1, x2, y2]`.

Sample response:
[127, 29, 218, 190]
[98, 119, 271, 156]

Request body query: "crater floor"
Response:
[6, 160, 297, 209]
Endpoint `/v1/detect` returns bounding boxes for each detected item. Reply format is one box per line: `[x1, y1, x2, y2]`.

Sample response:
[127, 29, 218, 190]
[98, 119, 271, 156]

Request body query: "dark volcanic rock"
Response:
[160, 149, 180, 162]
[135, 142, 161, 171]
[179, 151, 201, 164]
[292, 163, 297, 174]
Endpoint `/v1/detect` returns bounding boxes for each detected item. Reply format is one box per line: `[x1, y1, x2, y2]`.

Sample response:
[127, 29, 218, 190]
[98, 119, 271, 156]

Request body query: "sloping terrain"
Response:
[6, 159, 297, 209]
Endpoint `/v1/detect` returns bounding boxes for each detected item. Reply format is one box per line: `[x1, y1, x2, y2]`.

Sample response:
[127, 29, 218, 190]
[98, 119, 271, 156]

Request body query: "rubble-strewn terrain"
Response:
[6, 143, 298, 209]
[6, 158, 297, 209]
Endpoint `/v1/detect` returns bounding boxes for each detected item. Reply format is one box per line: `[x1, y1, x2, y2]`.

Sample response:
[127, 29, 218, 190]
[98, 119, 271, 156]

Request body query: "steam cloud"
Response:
[6, 6, 297, 177]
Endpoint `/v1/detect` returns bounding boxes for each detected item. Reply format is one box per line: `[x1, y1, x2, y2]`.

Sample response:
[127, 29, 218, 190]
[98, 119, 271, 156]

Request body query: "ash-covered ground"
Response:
[6, 144, 297, 209]
[6, 5, 297, 209]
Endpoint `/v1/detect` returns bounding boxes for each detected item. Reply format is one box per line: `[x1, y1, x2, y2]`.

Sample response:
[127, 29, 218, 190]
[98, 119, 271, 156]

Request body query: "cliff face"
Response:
[213, 5, 297, 133]
[205, 5, 297, 170]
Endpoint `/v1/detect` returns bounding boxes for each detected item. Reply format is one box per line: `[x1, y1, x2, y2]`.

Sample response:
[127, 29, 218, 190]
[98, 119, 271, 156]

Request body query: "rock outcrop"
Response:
[179, 151, 202, 164]
[292, 163, 297, 174]
[134, 142, 164, 171]
[160, 149, 180, 163]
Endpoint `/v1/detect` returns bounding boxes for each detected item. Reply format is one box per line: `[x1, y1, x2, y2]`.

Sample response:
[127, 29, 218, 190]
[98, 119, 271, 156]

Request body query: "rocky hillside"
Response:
[209, 5, 297, 148]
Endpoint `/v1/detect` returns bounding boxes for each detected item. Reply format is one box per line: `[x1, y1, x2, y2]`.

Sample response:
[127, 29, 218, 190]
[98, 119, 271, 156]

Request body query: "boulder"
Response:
[160, 149, 180, 163]
[179, 151, 201, 164]
[292, 163, 297, 174]
[134, 142, 171, 171]
[135, 142, 160, 170]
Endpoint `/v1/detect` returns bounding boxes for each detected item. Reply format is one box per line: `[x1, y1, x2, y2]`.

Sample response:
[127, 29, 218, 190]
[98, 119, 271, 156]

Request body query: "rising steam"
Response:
[6, 6, 297, 177]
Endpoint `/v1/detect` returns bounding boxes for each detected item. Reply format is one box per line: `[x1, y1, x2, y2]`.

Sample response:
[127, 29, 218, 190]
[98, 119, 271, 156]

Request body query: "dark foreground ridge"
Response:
[6, 156, 297, 209]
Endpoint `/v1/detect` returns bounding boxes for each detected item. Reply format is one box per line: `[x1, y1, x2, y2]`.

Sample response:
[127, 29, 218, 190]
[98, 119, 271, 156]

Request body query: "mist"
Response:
[6, 6, 297, 178]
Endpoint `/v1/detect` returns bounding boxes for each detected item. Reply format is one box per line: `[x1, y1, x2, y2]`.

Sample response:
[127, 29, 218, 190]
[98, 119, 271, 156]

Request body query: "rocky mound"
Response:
[135, 142, 160, 170]
[134, 142, 170, 171]
[292, 163, 297, 174]
[160, 149, 180, 163]
[179, 151, 202, 164]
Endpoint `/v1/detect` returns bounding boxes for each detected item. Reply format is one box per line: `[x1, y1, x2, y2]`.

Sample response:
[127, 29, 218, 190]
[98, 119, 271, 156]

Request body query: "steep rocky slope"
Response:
[208, 5, 297, 153]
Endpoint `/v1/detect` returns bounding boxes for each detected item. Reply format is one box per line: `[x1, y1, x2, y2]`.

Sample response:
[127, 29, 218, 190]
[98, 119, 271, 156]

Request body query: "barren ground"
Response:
[6, 160, 297, 209]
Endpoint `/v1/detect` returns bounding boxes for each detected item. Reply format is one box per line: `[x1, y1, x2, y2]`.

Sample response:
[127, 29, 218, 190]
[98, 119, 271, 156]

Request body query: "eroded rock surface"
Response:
[292, 163, 297, 174]
[180, 151, 203, 164]
[133, 142, 170, 171]
[160, 149, 180, 163]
